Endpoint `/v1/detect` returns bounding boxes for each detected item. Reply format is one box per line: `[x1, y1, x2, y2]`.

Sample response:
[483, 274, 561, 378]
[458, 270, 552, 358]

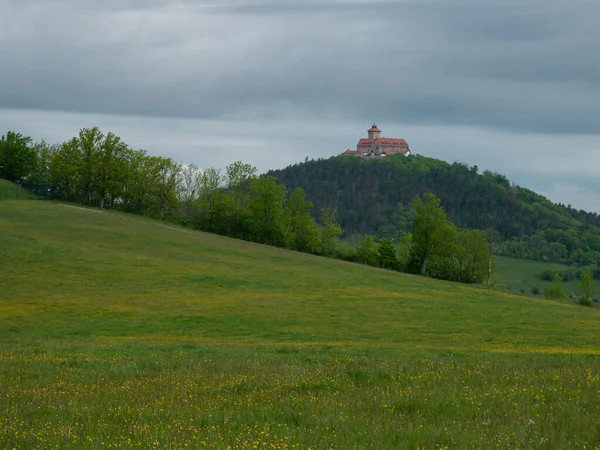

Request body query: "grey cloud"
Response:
[1, 0, 600, 136]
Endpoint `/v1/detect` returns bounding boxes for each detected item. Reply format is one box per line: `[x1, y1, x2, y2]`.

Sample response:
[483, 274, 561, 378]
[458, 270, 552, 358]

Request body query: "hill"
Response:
[268, 154, 600, 267]
[2, 200, 600, 448]
[0, 178, 37, 200]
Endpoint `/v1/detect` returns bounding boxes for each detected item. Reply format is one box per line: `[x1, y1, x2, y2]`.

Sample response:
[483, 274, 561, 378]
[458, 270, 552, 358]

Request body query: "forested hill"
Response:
[268, 154, 600, 266]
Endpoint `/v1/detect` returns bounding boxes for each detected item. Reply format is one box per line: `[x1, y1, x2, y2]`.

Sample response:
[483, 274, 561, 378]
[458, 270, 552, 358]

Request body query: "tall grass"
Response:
[2, 201, 600, 448]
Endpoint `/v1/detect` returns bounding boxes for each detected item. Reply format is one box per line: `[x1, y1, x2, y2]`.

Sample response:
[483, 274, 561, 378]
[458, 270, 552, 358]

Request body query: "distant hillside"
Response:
[268, 154, 600, 266]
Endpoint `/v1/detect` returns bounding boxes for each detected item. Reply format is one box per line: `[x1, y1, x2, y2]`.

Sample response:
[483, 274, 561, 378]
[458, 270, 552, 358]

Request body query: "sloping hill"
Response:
[0, 178, 37, 200]
[1, 200, 597, 353]
[2, 201, 600, 448]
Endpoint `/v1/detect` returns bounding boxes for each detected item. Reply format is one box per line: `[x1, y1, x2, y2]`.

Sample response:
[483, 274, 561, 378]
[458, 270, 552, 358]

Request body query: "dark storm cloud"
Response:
[1, 0, 600, 134]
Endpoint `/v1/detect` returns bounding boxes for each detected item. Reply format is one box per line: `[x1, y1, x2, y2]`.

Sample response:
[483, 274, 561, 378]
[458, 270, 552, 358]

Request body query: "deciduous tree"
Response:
[247, 176, 287, 245]
[356, 235, 379, 266]
[378, 238, 398, 269]
[578, 269, 596, 306]
[410, 193, 456, 275]
[320, 206, 343, 257]
[545, 273, 567, 299]
[286, 187, 320, 253]
[0, 131, 37, 182]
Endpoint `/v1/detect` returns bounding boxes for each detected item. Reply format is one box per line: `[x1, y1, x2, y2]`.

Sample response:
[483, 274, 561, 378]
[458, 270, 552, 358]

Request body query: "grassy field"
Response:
[493, 255, 580, 297]
[2, 200, 600, 449]
[0, 179, 37, 201]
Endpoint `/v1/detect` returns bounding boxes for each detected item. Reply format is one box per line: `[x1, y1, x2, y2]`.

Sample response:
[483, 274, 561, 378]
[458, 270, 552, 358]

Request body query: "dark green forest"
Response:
[268, 154, 600, 267]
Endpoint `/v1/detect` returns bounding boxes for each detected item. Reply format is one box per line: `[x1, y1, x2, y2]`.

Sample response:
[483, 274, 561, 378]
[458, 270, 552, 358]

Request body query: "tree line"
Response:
[1, 127, 340, 254]
[336, 193, 491, 284]
[2, 127, 494, 284]
[268, 154, 600, 268]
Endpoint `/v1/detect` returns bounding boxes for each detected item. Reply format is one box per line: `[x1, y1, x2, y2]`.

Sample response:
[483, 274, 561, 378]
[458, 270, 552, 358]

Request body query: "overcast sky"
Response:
[1, 0, 599, 211]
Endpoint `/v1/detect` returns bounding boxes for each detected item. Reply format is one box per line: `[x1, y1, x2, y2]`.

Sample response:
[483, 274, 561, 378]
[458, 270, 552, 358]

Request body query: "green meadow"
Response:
[1, 200, 600, 449]
[493, 255, 579, 297]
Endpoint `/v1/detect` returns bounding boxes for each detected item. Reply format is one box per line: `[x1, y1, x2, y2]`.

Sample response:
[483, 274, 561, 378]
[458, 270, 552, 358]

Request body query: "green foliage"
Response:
[355, 235, 379, 266]
[336, 242, 356, 262]
[545, 273, 567, 299]
[247, 176, 288, 246]
[320, 206, 343, 257]
[0, 131, 36, 182]
[194, 167, 227, 232]
[395, 233, 413, 271]
[578, 270, 596, 306]
[225, 161, 258, 238]
[452, 229, 490, 283]
[410, 193, 456, 276]
[377, 238, 398, 269]
[531, 286, 541, 296]
[286, 188, 320, 253]
[268, 155, 600, 268]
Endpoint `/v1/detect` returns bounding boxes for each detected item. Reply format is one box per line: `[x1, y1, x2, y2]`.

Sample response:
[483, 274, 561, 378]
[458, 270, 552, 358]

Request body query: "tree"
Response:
[453, 229, 490, 283]
[50, 136, 81, 201]
[578, 269, 596, 306]
[355, 235, 379, 266]
[247, 176, 287, 246]
[50, 127, 130, 208]
[286, 187, 320, 253]
[320, 206, 343, 257]
[544, 273, 567, 299]
[195, 167, 227, 233]
[410, 193, 456, 275]
[396, 233, 413, 271]
[0, 131, 37, 182]
[94, 131, 129, 209]
[178, 163, 201, 220]
[226, 161, 257, 238]
[72, 127, 104, 205]
[148, 156, 182, 220]
[119, 149, 151, 214]
[26, 140, 58, 197]
[378, 238, 398, 269]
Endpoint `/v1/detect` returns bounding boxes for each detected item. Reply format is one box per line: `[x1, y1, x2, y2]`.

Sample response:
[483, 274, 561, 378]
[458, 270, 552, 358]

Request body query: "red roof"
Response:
[344, 149, 357, 154]
[368, 124, 381, 132]
[382, 149, 409, 155]
[357, 138, 408, 147]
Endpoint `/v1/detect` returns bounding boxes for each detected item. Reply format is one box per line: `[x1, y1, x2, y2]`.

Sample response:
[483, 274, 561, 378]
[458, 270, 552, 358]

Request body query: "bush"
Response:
[544, 273, 567, 299]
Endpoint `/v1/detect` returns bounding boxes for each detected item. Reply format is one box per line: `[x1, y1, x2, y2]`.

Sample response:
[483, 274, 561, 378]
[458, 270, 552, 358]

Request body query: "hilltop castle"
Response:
[343, 124, 410, 157]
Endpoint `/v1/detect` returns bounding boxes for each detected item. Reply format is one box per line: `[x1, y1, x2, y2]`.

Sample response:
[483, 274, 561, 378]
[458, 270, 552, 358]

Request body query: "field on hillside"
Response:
[2, 201, 600, 449]
[0, 179, 37, 201]
[493, 255, 581, 297]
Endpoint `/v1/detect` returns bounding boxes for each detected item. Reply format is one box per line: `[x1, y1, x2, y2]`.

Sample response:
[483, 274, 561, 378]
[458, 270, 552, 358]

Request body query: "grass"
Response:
[2, 200, 600, 448]
[493, 255, 581, 297]
[0, 178, 37, 201]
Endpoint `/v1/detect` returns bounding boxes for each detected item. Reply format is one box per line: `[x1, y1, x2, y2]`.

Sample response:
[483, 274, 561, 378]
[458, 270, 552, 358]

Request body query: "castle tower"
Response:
[367, 124, 381, 139]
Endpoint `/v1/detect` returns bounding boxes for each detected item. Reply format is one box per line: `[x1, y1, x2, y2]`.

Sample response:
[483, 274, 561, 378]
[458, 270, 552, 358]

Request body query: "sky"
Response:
[1, 0, 599, 211]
